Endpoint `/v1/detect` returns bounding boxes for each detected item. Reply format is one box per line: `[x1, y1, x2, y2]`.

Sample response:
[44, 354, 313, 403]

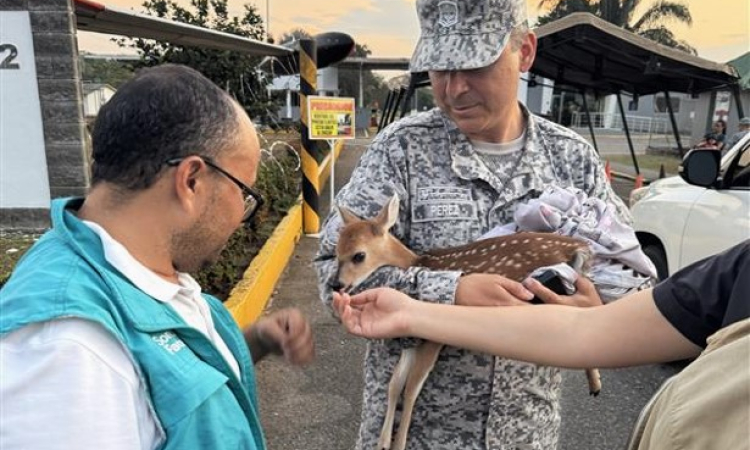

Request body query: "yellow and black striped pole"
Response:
[299, 38, 320, 235]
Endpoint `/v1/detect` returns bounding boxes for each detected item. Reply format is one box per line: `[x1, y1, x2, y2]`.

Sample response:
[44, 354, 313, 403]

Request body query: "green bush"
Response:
[0, 234, 39, 288]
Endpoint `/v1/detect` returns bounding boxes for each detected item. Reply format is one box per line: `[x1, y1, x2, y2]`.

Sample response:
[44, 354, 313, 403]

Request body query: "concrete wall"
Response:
[0, 0, 89, 230]
[83, 84, 115, 117]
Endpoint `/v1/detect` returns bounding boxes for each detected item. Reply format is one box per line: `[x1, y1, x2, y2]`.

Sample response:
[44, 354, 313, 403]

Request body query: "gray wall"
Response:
[0, 0, 89, 230]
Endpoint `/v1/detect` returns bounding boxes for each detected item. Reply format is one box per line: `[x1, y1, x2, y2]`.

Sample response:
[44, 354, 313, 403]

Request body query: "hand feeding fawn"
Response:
[330, 195, 601, 450]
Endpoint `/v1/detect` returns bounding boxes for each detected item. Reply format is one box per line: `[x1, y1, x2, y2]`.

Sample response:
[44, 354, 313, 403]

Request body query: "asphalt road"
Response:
[254, 136, 683, 450]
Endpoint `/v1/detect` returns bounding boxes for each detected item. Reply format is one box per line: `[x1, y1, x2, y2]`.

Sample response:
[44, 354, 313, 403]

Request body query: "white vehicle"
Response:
[630, 132, 750, 280]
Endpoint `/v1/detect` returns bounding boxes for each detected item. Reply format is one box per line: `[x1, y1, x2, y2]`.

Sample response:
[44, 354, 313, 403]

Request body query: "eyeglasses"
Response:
[166, 156, 264, 222]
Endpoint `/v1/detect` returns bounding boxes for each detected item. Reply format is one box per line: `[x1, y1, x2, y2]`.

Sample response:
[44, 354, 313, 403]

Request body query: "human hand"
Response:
[522, 274, 602, 308]
[332, 288, 413, 339]
[454, 273, 535, 306]
[247, 308, 315, 366]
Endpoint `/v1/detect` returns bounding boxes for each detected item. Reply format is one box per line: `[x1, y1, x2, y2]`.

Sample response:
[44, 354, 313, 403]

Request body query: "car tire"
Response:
[643, 244, 668, 281]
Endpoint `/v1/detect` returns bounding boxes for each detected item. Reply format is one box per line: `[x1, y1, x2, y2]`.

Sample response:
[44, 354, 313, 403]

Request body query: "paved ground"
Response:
[254, 136, 681, 450]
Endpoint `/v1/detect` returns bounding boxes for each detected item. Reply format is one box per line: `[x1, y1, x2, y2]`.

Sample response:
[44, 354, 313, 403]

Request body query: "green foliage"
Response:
[536, 0, 696, 54]
[0, 234, 38, 289]
[79, 56, 135, 88]
[277, 28, 311, 45]
[117, 0, 281, 123]
[337, 43, 391, 110]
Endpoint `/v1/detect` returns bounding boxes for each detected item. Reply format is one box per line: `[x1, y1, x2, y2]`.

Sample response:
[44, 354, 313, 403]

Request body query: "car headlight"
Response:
[629, 186, 650, 208]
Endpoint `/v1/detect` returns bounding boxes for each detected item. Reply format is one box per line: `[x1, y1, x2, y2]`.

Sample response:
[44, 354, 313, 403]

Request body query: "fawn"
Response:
[330, 195, 600, 450]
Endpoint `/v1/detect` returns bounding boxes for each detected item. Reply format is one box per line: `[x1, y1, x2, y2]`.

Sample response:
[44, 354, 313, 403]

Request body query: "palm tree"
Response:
[536, 0, 696, 54]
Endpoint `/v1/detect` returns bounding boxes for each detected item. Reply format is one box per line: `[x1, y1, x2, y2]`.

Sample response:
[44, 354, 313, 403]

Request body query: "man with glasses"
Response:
[166, 156, 265, 223]
[0, 64, 314, 450]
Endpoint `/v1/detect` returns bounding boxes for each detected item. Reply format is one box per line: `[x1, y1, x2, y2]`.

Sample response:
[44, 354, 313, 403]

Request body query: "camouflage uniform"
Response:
[315, 105, 630, 450]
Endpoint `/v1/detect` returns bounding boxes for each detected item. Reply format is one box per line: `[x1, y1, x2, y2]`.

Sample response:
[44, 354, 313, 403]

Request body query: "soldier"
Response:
[315, 0, 636, 448]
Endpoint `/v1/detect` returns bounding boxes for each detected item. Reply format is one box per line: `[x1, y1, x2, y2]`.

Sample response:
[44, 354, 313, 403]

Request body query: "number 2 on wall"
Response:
[0, 44, 20, 69]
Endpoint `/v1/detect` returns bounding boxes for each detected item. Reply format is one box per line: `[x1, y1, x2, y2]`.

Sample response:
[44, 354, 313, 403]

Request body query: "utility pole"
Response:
[265, 0, 270, 41]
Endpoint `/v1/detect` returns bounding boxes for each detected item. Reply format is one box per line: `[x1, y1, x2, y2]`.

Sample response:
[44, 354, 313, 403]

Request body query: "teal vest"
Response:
[0, 198, 266, 450]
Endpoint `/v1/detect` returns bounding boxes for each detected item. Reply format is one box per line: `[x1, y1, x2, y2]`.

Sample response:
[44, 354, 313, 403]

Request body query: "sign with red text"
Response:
[308, 96, 356, 140]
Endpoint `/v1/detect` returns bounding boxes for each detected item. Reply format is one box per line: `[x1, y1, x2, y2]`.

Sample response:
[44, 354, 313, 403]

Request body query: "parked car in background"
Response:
[630, 133, 750, 280]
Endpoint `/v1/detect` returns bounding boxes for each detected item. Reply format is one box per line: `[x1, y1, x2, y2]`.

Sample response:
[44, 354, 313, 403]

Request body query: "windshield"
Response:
[721, 132, 750, 169]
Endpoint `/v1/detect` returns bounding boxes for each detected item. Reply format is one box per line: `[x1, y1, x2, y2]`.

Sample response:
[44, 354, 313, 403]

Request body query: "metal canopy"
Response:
[532, 13, 739, 96]
[334, 57, 411, 71]
[385, 13, 744, 168]
[74, 0, 293, 57]
[408, 12, 740, 96]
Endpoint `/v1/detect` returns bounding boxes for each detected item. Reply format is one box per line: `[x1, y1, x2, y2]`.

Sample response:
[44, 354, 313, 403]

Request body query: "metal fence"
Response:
[571, 112, 672, 134]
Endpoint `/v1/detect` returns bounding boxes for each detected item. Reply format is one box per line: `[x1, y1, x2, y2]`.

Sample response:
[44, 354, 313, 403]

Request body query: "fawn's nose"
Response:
[328, 279, 344, 291]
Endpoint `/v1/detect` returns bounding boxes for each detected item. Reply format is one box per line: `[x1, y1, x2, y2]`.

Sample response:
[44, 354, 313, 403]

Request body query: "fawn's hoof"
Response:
[590, 390, 600, 397]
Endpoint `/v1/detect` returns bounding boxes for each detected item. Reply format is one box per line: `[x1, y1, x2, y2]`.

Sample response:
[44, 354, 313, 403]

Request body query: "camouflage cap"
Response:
[410, 0, 528, 72]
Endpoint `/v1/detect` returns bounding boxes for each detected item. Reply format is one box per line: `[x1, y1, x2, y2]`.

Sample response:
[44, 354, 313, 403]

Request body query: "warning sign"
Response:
[308, 96, 356, 140]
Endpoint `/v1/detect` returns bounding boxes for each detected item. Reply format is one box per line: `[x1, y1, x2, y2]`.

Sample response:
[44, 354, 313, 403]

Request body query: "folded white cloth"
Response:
[482, 186, 656, 302]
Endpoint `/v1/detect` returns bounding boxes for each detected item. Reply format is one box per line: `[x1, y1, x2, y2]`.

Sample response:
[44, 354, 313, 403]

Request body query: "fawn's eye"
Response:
[352, 252, 366, 264]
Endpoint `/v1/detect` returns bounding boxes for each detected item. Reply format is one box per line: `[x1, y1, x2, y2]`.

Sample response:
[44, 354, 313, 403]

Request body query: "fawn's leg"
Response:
[378, 347, 416, 450]
[391, 341, 444, 450]
[572, 248, 602, 396]
[586, 368, 602, 396]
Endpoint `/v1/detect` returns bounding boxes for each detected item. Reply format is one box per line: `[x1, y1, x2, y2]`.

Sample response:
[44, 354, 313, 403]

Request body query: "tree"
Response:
[117, 0, 280, 122]
[536, 0, 696, 54]
[336, 43, 389, 109]
[79, 55, 135, 88]
[276, 28, 310, 46]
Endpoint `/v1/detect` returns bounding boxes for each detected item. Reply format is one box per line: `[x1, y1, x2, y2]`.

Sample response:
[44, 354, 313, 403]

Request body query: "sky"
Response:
[78, 0, 749, 66]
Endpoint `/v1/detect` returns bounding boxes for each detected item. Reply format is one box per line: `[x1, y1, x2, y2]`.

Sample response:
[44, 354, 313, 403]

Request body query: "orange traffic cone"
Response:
[604, 160, 612, 181]
[634, 173, 644, 189]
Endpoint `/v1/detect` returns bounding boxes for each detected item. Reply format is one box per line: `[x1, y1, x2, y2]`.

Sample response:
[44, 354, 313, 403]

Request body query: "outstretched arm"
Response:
[333, 277, 700, 369]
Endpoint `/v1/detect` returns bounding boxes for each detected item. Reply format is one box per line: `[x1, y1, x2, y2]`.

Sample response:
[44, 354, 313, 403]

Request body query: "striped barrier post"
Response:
[299, 38, 320, 235]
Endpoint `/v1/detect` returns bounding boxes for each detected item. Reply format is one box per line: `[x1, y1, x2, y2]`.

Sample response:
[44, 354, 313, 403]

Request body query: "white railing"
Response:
[571, 112, 671, 134]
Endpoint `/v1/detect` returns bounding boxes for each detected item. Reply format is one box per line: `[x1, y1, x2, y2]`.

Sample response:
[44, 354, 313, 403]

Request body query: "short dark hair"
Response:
[90, 64, 239, 190]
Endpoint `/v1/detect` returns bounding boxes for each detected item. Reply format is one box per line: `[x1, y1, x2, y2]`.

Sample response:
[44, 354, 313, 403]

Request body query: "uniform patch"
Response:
[416, 186, 472, 202]
[437, 1, 459, 28]
[413, 186, 475, 222]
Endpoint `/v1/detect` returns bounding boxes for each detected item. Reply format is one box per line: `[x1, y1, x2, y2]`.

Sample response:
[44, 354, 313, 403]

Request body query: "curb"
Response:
[612, 170, 655, 185]
[226, 140, 345, 327]
[225, 201, 303, 328]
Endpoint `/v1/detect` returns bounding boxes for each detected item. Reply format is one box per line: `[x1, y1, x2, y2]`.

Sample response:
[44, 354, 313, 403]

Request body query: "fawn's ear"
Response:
[337, 205, 361, 225]
[374, 194, 400, 231]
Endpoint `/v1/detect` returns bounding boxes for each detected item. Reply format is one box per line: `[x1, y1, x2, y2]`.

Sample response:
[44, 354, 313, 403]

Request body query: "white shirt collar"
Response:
[82, 220, 197, 303]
